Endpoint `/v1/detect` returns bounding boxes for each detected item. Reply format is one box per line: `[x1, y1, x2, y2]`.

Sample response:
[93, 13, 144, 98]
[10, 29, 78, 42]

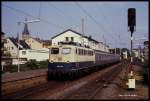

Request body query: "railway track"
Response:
[2, 69, 48, 96]
[60, 62, 123, 99]
[2, 81, 61, 99]
[2, 62, 123, 100]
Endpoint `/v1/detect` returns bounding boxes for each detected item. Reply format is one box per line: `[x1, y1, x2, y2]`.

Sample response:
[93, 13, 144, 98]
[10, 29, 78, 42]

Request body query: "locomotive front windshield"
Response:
[62, 48, 71, 54]
[51, 48, 59, 54]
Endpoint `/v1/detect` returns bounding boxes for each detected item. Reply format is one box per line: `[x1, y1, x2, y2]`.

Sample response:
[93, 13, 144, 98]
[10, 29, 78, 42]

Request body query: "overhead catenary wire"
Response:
[75, 2, 126, 48]
[2, 4, 66, 30]
[75, 2, 117, 48]
[48, 2, 80, 30]
[75, 2, 109, 34]
[96, 3, 121, 47]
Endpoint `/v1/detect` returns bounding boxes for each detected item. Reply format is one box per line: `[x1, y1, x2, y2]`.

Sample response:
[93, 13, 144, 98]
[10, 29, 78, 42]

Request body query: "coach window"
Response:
[90, 51, 92, 56]
[76, 48, 78, 54]
[91, 51, 93, 55]
[82, 49, 84, 55]
[51, 48, 59, 54]
[83, 50, 85, 55]
[62, 48, 71, 54]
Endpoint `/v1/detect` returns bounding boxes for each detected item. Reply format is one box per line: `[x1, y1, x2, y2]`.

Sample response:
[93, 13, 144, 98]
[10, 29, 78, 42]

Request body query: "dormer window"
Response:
[66, 37, 69, 41]
[71, 37, 74, 42]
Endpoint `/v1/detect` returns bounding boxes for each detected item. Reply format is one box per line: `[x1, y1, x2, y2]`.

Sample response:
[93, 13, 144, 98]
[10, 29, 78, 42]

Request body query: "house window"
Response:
[22, 51, 26, 55]
[71, 37, 74, 42]
[66, 37, 69, 41]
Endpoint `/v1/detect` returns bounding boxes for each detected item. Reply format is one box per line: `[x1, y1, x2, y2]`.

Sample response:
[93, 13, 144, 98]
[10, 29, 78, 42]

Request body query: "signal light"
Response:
[128, 8, 136, 27]
[128, 8, 136, 33]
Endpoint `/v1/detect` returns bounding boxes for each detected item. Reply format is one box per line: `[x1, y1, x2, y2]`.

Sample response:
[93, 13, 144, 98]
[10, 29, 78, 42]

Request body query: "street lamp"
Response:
[17, 18, 40, 72]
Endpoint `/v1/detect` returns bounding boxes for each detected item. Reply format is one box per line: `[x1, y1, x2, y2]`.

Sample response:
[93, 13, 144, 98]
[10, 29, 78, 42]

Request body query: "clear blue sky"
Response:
[2, 1, 148, 49]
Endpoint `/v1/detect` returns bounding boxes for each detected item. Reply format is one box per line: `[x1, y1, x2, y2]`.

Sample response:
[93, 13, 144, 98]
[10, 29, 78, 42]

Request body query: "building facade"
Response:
[51, 29, 109, 52]
[143, 41, 149, 61]
[19, 48, 49, 61]
[25, 37, 51, 49]
[4, 37, 31, 58]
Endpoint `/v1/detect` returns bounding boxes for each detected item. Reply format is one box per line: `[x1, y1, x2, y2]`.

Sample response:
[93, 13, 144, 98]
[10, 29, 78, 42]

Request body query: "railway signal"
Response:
[126, 8, 136, 89]
[128, 8, 136, 34]
[128, 8, 136, 63]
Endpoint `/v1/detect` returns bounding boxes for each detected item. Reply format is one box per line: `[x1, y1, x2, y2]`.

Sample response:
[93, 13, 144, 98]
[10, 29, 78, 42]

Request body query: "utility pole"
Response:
[17, 18, 40, 72]
[118, 35, 122, 56]
[17, 32, 20, 72]
[103, 35, 106, 52]
[81, 18, 84, 46]
[82, 18, 84, 35]
[130, 30, 134, 62]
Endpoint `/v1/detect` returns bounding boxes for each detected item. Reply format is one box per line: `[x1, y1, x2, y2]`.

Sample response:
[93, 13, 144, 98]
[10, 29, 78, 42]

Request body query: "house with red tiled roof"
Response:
[4, 37, 31, 58]
[25, 37, 51, 49]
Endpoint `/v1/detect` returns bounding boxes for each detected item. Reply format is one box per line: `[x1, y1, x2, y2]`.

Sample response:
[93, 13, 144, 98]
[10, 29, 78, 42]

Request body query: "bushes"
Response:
[2, 59, 49, 73]
[25, 59, 49, 70]
[38, 59, 49, 69]
[2, 65, 18, 73]
[26, 60, 39, 70]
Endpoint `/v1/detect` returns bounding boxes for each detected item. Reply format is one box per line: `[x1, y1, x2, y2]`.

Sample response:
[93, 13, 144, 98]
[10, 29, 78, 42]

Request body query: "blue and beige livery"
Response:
[48, 42, 120, 79]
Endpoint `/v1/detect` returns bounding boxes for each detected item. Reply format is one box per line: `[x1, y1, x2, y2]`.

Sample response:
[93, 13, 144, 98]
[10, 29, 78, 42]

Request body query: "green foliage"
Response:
[38, 59, 49, 68]
[3, 65, 18, 73]
[26, 59, 48, 69]
[10, 65, 18, 72]
[2, 59, 49, 73]
[26, 60, 38, 69]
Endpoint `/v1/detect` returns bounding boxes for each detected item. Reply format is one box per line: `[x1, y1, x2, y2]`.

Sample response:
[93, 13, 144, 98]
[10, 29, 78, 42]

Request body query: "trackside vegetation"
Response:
[2, 59, 49, 73]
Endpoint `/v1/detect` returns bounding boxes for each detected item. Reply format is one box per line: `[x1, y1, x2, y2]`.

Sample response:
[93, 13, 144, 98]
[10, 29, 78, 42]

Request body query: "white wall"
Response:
[52, 31, 83, 45]
[52, 30, 109, 52]
[123, 51, 128, 59]
[19, 48, 49, 61]
[133, 50, 139, 57]
[4, 38, 18, 57]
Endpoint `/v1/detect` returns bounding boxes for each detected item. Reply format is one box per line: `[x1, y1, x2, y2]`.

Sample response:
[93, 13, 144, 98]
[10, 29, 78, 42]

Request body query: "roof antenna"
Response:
[81, 18, 85, 46]
[82, 18, 84, 35]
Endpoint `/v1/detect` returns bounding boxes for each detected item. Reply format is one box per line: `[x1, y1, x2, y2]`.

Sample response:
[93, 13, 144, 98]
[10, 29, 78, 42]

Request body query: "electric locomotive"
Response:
[48, 42, 120, 79]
